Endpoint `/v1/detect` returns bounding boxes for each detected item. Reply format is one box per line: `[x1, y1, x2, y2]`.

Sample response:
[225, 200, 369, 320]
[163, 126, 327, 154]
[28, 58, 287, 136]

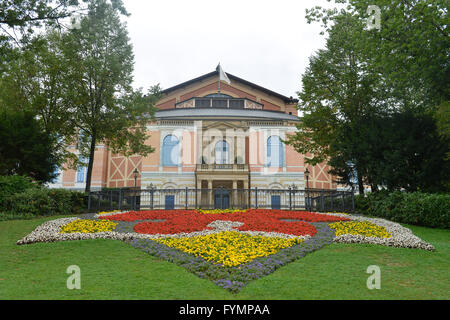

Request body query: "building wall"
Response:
[53, 72, 335, 192]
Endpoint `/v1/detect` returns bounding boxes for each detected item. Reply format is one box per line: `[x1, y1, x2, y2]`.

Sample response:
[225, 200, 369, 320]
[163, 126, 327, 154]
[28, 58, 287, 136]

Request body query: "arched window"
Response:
[215, 140, 229, 164]
[267, 136, 283, 167]
[162, 135, 180, 166]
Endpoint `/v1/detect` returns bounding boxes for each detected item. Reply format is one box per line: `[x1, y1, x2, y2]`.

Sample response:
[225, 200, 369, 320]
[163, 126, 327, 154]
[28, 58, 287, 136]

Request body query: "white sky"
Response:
[123, 0, 335, 98]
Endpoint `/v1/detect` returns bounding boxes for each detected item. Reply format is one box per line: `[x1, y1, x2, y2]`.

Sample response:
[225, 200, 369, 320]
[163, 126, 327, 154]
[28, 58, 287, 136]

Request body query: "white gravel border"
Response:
[324, 212, 435, 251]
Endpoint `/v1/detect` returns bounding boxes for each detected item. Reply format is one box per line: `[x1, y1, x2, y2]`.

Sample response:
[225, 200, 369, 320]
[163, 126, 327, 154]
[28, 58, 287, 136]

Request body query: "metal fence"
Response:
[88, 187, 354, 213]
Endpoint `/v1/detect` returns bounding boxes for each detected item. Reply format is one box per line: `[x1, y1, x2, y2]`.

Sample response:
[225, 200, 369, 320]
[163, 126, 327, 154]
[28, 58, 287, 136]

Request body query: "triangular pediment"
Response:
[155, 68, 298, 112]
[202, 121, 244, 131]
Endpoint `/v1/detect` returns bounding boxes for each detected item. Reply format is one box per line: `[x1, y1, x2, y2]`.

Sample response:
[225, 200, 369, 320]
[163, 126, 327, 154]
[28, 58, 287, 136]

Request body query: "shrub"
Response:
[0, 175, 36, 196]
[355, 191, 450, 228]
[0, 187, 87, 221]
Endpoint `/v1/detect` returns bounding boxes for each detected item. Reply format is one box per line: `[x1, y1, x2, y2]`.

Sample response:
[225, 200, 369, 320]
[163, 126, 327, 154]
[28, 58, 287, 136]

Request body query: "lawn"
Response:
[1, 215, 449, 299]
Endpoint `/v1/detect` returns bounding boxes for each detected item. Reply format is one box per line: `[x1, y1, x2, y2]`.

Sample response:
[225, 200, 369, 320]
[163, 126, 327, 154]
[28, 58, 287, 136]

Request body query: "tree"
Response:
[287, 1, 450, 193]
[0, 110, 58, 183]
[435, 101, 450, 160]
[285, 13, 385, 193]
[378, 111, 449, 192]
[59, 0, 160, 192]
[328, 111, 450, 192]
[0, 0, 127, 37]
[306, 0, 449, 112]
[0, 0, 128, 72]
[0, 32, 78, 167]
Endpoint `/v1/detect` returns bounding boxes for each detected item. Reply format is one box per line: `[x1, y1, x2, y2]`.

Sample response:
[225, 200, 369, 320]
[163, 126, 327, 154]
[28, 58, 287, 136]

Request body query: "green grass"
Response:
[1, 215, 449, 299]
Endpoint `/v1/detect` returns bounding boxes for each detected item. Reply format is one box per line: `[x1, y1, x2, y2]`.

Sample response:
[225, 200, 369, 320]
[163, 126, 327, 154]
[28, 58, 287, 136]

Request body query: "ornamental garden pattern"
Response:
[17, 209, 435, 292]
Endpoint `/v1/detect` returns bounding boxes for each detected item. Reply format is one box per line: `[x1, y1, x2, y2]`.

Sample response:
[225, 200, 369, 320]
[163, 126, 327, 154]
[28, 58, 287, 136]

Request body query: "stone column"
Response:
[234, 135, 237, 164]
[197, 180, 202, 207]
[244, 180, 249, 208]
[208, 180, 213, 209]
[232, 180, 238, 208]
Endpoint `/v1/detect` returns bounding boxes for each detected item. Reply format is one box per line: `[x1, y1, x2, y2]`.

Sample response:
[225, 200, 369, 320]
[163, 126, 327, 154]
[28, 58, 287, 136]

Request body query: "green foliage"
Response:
[306, 0, 449, 110]
[287, 1, 450, 193]
[0, 110, 59, 183]
[355, 191, 450, 229]
[435, 101, 450, 161]
[58, 0, 160, 192]
[0, 187, 87, 221]
[0, 1, 128, 52]
[1, 1, 160, 192]
[0, 175, 37, 211]
[0, 33, 79, 168]
[0, 175, 37, 196]
[328, 111, 450, 192]
[284, 13, 386, 192]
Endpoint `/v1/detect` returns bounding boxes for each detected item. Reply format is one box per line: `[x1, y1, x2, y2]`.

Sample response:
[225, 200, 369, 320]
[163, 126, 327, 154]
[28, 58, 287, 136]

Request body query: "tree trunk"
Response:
[357, 168, 365, 195]
[371, 183, 378, 193]
[84, 129, 97, 193]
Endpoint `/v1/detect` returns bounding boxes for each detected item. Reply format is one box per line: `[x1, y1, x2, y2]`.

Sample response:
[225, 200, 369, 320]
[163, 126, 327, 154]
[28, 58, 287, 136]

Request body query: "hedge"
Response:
[355, 191, 449, 229]
[0, 175, 88, 221]
[0, 175, 36, 203]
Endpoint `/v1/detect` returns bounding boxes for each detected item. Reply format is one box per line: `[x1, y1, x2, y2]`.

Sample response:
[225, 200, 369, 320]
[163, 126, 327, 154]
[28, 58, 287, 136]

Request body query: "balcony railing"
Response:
[175, 97, 263, 110]
[196, 164, 249, 171]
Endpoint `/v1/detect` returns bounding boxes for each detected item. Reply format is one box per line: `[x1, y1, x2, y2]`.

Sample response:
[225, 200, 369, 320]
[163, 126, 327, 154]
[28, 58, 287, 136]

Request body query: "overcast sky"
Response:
[123, 0, 336, 98]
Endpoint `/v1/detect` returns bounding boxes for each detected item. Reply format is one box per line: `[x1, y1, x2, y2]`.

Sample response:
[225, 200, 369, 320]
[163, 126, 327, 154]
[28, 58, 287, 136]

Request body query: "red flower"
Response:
[101, 209, 349, 236]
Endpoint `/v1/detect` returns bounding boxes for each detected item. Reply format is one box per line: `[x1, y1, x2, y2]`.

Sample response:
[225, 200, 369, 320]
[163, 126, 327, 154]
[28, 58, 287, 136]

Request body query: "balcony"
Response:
[196, 164, 249, 172]
[175, 97, 263, 110]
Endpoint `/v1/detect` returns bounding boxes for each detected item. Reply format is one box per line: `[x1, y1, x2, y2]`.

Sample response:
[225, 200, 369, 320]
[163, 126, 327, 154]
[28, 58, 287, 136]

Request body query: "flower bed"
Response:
[16, 209, 435, 292]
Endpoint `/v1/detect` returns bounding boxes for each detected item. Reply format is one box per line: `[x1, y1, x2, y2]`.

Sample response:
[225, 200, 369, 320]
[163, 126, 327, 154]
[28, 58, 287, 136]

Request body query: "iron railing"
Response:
[88, 187, 354, 213]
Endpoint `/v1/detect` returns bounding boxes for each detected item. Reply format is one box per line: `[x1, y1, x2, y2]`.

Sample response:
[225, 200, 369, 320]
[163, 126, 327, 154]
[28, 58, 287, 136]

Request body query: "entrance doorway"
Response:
[214, 187, 230, 209]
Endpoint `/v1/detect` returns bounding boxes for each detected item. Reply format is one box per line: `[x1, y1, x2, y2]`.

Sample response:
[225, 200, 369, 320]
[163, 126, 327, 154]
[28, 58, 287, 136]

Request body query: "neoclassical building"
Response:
[50, 66, 337, 207]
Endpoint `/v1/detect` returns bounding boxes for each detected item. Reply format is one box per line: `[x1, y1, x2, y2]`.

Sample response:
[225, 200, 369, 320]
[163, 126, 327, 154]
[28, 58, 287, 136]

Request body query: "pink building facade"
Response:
[50, 67, 337, 207]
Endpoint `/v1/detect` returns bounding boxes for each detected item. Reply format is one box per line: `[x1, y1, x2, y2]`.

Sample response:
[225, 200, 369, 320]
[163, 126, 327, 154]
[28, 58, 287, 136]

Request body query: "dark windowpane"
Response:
[195, 99, 211, 108]
[229, 100, 245, 109]
[211, 99, 227, 108]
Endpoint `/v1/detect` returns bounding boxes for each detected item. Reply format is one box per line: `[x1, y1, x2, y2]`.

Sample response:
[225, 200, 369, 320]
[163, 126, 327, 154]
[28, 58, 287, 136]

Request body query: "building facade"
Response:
[50, 67, 338, 207]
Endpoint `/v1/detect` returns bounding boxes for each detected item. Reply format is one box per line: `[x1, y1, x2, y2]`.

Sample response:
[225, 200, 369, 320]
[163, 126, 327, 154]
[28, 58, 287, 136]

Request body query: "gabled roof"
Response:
[161, 67, 299, 104]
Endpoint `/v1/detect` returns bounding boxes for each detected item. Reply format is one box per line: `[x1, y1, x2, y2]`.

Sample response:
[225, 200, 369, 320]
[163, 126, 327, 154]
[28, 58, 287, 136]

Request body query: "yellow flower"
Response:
[197, 209, 246, 214]
[60, 219, 117, 234]
[154, 232, 303, 267]
[98, 210, 121, 215]
[329, 221, 391, 238]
